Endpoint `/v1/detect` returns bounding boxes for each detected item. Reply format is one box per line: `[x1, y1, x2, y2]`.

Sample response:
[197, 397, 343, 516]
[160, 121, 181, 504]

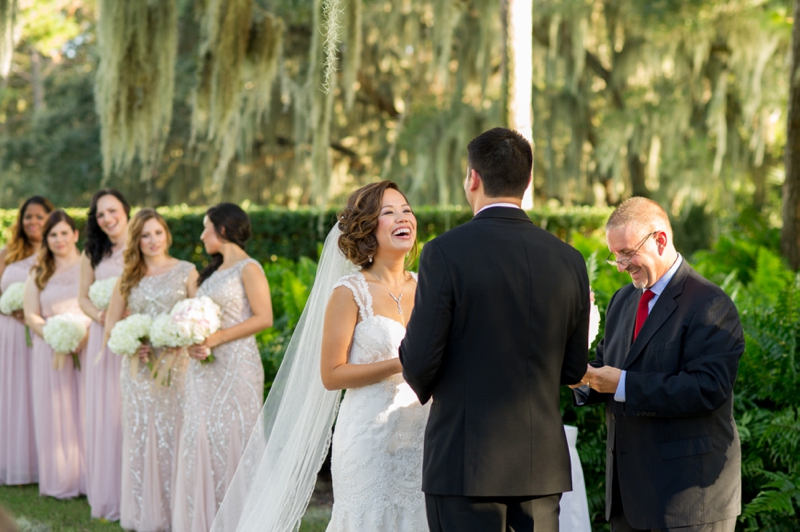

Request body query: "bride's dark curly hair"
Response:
[337, 180, 418, 270]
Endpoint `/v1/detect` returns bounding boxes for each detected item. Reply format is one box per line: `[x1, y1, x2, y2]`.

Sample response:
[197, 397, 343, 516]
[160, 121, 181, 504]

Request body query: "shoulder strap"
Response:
[333, 272, 372, 321]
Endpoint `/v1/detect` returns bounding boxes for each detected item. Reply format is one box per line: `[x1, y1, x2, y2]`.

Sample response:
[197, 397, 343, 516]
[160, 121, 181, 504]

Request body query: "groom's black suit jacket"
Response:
[399, 207, 590, 497]
[575, 260, 743, 529]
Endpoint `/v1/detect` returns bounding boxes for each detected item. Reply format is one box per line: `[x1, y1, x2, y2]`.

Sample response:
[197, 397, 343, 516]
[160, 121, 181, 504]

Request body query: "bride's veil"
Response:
[211, 226, 354, 532]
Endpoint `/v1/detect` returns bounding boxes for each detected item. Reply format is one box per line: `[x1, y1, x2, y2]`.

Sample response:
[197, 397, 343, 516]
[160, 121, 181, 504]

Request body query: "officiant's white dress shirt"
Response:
[614, 254, 683, 402]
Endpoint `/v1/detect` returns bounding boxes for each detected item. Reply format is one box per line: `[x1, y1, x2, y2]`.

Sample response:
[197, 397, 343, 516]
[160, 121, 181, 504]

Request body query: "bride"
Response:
[211, 181, 429, 532]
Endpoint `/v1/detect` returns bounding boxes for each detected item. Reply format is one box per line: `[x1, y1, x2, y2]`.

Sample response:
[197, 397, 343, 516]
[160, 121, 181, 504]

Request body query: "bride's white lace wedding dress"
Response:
[327, 272, 430, 531]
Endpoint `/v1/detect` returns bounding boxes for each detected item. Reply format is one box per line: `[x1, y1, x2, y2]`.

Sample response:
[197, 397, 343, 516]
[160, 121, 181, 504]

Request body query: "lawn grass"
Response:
[0, 484, 331, 532]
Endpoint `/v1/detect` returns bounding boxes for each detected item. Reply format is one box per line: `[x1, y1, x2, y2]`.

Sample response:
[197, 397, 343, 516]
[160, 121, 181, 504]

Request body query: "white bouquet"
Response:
[149, 313, 184, 349]
[88, 276, 118, 311]
[148, 313, 185, 385]
[0, 282, 25, 315]
[42, 313, 88, 370]
[108, 313, 152, 357]
[109, 313, 153, 378]
[169, 296, 222, 348]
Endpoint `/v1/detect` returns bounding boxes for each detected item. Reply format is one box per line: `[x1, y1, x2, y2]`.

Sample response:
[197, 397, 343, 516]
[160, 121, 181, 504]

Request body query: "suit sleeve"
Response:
[561, 257, 590, 385]
[573, 289, 619, 407]
[623, 293, 744, 417]
[399, 241, 454, 405]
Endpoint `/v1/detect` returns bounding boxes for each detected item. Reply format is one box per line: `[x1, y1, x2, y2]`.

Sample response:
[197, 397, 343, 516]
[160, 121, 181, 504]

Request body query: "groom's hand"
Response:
[584, 365, 621, 394]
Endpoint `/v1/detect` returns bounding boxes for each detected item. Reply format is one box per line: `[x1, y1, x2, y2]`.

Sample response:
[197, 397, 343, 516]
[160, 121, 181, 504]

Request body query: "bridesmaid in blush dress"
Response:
[78, 189, 130, 521]
[173, 204, 272, 532]
[0, 196, 53, 485]
[23, 210, 90, 498]
[104, 208, 198, 532]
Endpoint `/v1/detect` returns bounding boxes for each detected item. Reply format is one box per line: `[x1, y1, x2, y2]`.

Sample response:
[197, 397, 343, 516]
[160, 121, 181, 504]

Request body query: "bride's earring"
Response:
[368, 254, 373, 263]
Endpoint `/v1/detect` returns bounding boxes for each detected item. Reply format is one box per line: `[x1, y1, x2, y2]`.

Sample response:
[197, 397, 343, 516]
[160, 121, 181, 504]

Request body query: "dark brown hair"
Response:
[33, 210, 78, 290]
[4, 196, 54, 264]
[337, 180, 418, 270]
[120, 209, 173, 302]
[467, 127, 532, 198]
[85, 189, 131, 268]
[197, 203, 251, 286]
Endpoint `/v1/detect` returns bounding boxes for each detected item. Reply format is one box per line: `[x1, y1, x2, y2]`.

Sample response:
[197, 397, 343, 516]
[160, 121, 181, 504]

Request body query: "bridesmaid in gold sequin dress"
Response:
[104, 209, 198, 532]
[173, 204, 272, 532]
[78, 189, 130, 521]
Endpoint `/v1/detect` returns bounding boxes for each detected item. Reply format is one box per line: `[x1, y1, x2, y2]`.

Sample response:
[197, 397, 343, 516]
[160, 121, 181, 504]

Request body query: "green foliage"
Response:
[689, 219, 800, 530]
[256, 255, 318, 396]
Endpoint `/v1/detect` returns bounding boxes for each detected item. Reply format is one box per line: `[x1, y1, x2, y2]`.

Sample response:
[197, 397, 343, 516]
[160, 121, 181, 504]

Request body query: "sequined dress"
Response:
[172, 258, 265, 532]
[120, 261, 194, 532]
[85, 247, 124, 520]
[327, 272, 430, 532]
[0, 253, 38, 485]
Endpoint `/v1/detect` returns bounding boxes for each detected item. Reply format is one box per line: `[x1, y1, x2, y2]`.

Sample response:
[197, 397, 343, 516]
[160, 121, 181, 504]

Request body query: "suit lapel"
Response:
[622, 261, 690, 369]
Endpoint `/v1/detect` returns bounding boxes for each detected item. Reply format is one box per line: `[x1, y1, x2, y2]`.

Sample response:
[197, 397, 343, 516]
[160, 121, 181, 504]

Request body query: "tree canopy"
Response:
[0, 0, 792, 219]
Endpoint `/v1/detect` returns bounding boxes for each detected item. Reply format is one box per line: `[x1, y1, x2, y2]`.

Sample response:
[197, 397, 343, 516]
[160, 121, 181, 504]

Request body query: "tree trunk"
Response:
[506, 0, 534, 208]
[782, 0, 800, 270]
[31, 49, 45, 114]
[0, 0, 16, 77]
[628, 137, 648, 197]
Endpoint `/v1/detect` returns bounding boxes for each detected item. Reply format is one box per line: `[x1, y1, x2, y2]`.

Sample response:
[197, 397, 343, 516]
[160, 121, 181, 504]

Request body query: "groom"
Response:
[400, 127, 590, 532]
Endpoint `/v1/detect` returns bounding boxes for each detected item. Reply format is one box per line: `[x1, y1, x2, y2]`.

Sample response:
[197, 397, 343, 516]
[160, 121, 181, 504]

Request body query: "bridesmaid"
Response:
[23, 210, 90, 498]
[173, 203, 272, 532]
[78, 189, 130, 521]
[0, 195, 53, 485]
[104, 208, 198, 532]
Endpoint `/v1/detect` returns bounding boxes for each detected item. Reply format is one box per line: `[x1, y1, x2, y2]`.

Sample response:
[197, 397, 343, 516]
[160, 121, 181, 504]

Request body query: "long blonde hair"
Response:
[33, 210, 77, 290]
[119, 209, 173, 302]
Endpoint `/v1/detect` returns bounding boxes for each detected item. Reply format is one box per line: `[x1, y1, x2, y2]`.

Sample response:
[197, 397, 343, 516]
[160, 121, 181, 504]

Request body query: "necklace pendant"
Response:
[397, 304, 403, 315]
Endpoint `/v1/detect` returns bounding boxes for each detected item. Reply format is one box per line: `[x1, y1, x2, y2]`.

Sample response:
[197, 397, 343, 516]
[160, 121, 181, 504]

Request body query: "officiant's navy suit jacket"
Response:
[575, 260, 744, 529]
[400, 207, 590, 497]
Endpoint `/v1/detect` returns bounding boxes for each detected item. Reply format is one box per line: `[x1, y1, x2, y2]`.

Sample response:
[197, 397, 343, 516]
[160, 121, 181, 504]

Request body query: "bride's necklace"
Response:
[371, 272, 407, 315]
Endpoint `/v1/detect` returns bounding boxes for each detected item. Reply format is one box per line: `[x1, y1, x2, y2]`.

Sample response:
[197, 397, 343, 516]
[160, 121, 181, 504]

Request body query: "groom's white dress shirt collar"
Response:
[475, 203, 521, 215]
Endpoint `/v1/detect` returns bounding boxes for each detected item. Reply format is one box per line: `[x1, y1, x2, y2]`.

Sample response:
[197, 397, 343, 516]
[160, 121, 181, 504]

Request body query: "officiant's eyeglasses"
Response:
[606, 232, 657, 267]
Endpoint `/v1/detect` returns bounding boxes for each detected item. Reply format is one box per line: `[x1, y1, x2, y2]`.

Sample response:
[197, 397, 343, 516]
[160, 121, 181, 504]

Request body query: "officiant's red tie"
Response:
[634, 289, 655, 340]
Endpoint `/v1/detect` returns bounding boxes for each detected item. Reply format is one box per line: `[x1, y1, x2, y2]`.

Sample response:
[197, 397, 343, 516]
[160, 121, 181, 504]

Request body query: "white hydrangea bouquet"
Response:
[149, 313, 184, 349]
[0, 282, 25, 315]
[108, 313, 153, 377]
[146, 313, 183, 386]
[88, 276, 118, 311]
[168, 296, 222, 364]
[42, 313, 89, 370]
[146, 297, 221, 385]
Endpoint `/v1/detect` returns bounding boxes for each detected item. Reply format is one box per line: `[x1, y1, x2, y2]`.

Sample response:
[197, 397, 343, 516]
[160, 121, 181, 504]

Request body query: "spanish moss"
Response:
[95, 0, 179, 182]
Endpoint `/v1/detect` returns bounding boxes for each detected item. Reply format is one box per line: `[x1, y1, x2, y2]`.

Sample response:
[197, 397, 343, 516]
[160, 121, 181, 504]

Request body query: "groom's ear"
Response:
[466, 169, 482, 192]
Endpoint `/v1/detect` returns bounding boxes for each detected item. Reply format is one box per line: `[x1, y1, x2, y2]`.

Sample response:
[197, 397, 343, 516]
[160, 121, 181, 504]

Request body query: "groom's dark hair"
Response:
[467, 128, 532, 198]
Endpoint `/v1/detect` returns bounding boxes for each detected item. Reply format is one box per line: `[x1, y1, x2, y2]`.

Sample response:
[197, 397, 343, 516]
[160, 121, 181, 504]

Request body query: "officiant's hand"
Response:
[583, 365, 621, 394]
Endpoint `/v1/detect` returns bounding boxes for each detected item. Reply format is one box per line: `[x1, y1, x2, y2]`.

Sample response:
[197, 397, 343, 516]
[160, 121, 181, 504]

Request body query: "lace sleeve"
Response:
[333, 275, 369, 322]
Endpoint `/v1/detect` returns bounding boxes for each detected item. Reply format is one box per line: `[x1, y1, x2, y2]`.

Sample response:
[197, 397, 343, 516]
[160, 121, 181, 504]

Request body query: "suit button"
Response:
[611, 413, 616, 420]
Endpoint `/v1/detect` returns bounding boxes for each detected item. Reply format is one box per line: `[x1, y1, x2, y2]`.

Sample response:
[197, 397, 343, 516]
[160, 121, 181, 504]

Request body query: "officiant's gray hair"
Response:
[607, 197, 673, 239]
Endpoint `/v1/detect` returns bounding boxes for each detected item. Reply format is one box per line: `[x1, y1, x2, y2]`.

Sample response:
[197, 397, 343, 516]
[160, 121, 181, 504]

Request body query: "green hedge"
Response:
[0, 204, 613, 265]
